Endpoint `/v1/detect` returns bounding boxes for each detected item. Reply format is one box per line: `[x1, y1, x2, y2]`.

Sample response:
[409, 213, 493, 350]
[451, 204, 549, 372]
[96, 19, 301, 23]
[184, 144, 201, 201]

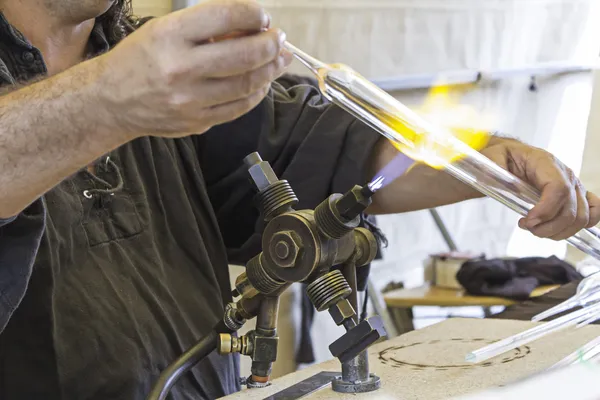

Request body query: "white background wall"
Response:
[131, 0, 172, 16]
[567, 71, 600, 263]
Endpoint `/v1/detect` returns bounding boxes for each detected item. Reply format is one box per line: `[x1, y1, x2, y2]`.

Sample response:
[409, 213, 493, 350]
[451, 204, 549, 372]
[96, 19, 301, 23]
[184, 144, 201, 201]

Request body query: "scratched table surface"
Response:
[219, 318, 600, 400]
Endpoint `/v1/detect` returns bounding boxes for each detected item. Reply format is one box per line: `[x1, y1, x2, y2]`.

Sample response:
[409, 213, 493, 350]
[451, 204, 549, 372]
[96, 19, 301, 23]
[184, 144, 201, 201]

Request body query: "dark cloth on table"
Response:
[457, 256, 582, 300]
[0, 14, 382, 400]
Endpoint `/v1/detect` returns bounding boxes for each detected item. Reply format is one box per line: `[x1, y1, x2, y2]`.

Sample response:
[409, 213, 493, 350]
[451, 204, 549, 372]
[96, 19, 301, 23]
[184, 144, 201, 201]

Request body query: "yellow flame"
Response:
[386, 81, 494, 169]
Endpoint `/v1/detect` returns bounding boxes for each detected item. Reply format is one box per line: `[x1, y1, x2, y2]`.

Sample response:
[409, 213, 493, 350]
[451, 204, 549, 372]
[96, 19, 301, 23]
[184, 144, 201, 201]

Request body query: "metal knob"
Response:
[329, 316, 386, 363]
[244, 152, 298, 220]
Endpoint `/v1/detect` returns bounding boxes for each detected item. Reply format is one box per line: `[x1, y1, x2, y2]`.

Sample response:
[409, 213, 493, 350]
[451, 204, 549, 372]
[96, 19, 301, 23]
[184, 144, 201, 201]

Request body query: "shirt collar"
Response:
[89, 21, 110, 56]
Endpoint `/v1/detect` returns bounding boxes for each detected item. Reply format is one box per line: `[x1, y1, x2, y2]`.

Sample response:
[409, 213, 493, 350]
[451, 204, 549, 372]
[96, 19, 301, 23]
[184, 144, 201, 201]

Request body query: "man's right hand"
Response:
[0, 0, 293, 218]
[99, 0, 292, 139]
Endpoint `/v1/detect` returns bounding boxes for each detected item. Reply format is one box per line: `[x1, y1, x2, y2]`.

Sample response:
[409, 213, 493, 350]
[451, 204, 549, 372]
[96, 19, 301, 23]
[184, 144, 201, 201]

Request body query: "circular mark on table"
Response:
[378, 338, 531, 371]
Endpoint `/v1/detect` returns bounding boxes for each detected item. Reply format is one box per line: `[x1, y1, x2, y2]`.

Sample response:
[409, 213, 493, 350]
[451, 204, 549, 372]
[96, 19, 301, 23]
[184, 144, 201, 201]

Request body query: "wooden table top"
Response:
[220, 318, 600, 400]
[384, 284, 560, 308]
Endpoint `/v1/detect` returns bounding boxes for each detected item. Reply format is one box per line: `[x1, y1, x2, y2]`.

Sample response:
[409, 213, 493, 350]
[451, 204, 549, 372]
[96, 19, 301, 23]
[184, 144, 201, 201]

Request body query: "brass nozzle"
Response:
[217, 334, 251, 355]
[218, 334, 233, 355]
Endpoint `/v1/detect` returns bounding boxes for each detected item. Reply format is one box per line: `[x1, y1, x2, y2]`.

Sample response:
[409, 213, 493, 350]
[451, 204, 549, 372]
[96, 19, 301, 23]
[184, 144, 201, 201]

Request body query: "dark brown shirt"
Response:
[0, 14, 380, 400]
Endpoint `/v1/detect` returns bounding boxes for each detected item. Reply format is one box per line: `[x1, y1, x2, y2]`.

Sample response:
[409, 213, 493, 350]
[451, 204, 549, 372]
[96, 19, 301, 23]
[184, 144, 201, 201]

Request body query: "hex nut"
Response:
[336, 185, 371, 220]
[269, 231, 302, 268]
[328, 299, 356, 326]
[252, 336, 279, 362]
[353, 227, 379, 267]
[248, 162, 279, 192]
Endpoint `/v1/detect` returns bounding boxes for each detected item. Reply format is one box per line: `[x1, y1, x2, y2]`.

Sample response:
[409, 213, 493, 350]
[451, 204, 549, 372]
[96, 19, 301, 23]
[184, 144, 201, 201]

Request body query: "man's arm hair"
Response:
[0, 56, 130, 218]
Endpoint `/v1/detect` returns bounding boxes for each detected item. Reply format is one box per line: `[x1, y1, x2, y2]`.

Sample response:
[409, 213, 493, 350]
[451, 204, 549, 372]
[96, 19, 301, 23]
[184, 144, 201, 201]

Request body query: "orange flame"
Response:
[386, 81, 494, 169]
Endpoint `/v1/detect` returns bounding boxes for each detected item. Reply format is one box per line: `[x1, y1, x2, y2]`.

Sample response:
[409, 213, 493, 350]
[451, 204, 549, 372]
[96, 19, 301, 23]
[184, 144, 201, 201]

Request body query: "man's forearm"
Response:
[0, 55, 131, 218]
[366, 137, 485, 215]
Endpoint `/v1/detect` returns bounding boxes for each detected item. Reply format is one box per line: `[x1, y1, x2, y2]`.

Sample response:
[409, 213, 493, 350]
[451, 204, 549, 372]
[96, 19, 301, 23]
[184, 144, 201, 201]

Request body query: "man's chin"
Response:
[98, 0, 118, 16]
[65, 0, 118, 21]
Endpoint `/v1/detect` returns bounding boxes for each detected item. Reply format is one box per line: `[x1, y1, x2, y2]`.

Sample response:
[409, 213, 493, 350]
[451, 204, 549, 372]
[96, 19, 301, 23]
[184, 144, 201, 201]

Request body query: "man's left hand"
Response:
[482, 137, 600, 240]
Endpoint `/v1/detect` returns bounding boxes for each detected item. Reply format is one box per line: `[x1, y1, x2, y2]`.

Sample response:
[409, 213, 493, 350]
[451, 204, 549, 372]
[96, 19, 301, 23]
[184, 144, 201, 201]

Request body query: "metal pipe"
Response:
[341, 261, 370, 382]
[429, 208, 458, 251]
[341, 349, 370, 383]
[366, 278, 399, 338]
[147, 332, 218, 400]
[256, 296, 280, 334]
[370, 61, 598, 92]
[342, 261, 360, 326]
[251, 296, 280, 382]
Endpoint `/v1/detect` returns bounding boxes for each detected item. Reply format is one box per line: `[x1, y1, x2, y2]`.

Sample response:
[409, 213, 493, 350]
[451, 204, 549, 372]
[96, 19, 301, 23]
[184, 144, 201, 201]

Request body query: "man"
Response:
[0, 0, 597, 399]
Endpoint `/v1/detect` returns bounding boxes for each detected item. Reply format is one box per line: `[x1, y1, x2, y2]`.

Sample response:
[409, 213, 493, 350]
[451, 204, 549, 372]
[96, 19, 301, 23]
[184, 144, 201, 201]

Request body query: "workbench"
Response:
[383, 284, 559, 334]
[220, 317, 600, 400]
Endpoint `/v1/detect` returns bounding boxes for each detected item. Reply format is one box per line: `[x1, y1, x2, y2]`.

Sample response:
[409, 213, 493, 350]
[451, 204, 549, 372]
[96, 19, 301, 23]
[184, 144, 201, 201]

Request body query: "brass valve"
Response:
[217, 334, 252, 356]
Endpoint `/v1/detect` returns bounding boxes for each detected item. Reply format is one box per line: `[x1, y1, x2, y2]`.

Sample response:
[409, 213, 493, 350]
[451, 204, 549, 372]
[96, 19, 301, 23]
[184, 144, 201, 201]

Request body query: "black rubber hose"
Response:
[146, 331, 218, 400]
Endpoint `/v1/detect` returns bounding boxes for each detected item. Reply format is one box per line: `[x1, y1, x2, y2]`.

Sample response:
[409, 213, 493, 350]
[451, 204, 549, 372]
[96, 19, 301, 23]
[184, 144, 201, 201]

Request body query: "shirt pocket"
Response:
[81, 191, 146, 248]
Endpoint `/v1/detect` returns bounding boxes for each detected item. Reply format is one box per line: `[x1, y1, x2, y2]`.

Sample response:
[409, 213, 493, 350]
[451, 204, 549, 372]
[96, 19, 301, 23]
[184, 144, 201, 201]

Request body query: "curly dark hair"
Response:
[96, 0, 138, 46]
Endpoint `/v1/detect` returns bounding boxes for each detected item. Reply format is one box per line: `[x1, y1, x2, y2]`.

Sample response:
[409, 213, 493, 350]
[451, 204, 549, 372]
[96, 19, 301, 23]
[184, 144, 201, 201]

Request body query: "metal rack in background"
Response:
[371, 61, 598, 92]
[429, 209, 458, 252]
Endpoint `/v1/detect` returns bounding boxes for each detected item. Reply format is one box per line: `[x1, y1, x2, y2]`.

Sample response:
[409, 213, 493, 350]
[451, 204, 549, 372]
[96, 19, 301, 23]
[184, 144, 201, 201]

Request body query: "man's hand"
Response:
[481, 137, 600, 240]
[99, 0, 292, 138]
[0, 0, 291, 218]
[368, 136, 600, 241]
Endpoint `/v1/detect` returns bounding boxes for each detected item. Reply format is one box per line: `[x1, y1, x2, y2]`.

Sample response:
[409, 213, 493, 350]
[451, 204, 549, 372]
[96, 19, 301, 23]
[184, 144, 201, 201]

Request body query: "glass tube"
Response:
[576, 308, 600, 328]
[532, 273, 600, 322]
[283, 42, 600, 260]
[551, 335, 600, 369]
[465, 301, 600, 363]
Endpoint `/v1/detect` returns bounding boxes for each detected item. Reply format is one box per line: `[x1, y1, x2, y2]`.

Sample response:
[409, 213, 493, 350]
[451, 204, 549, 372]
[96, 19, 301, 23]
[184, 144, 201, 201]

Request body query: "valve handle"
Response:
[329, 316, 386, 363]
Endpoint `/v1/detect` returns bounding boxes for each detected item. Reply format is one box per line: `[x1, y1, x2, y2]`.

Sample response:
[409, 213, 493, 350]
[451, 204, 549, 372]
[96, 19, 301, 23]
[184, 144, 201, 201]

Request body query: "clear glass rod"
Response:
[283, 41, 600, 260]
[550, 335, 600, 370]
[532, 273, 600, 322]
[466, 301, 600, 363]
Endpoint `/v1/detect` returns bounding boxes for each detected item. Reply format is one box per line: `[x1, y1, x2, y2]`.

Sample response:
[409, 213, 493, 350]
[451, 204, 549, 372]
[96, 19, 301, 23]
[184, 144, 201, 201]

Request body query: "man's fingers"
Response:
[526, 174, 578, 238]
[204, 85, 271, 126]
[175, 0, 269, 42]
[523, 180, 570, 229]
[190, 29, 286, 78]
[200, 52, 292, 106]
[587, 191, 600, 228]
[211, 30, 260, 42]
[546, 184, 590, 240]
[525, 199, 574, 238]
[517, 150, 573, 229]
